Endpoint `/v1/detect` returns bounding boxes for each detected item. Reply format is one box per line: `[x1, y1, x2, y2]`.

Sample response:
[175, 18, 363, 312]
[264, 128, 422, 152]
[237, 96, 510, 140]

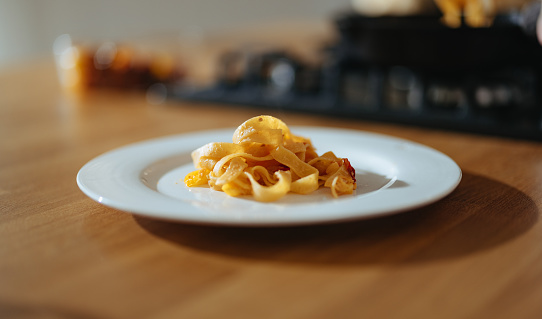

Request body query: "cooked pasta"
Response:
[184, 115, 356, 202]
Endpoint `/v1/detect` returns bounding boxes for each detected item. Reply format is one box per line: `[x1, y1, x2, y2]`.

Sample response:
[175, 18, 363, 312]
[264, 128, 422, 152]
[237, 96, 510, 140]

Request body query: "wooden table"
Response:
[2, 57, 542, 319]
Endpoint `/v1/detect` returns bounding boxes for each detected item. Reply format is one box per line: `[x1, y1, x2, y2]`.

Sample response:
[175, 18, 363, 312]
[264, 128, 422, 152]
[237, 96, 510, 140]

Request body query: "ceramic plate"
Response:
[77, 127, 461, 226]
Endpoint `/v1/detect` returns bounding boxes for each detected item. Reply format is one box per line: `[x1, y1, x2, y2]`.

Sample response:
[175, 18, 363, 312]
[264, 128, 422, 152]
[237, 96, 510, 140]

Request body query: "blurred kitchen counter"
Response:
[2, 52, 542, 318]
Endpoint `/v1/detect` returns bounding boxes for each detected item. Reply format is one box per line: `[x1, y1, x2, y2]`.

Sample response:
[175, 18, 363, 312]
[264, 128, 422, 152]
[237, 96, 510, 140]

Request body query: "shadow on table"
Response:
[0, 301, 101, 319]
[136, 172, 539, 265]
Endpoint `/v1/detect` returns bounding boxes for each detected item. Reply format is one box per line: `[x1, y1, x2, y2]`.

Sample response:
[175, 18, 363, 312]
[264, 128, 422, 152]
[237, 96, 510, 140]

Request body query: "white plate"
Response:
[77, 127, 461, 226]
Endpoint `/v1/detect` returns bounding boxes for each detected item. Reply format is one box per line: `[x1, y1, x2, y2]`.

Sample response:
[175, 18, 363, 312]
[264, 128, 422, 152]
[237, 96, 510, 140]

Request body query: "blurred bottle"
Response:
[53, 34, 185, 94]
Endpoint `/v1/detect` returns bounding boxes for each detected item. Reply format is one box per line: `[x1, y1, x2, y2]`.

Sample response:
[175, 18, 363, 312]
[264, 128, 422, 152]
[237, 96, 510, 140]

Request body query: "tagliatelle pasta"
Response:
[184, 115, 356, 202]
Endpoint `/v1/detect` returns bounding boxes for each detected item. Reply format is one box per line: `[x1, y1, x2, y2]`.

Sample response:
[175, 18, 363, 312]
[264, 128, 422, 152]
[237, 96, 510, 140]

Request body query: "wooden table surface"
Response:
[2, 56, 542, 319]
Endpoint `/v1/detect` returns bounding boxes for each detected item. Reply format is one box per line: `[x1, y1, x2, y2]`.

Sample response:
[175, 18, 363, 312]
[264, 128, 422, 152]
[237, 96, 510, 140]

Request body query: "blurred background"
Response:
[0, 0, 350, 67]
[2, 0, 541, 140]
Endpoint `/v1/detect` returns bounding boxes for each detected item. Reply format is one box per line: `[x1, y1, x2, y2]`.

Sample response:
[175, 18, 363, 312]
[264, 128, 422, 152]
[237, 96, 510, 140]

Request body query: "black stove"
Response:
[170, 8, 542, 141]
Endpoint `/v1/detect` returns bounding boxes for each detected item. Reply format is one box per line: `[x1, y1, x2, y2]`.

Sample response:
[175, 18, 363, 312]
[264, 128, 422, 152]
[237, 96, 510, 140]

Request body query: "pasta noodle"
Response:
[184, 115, 356, 202]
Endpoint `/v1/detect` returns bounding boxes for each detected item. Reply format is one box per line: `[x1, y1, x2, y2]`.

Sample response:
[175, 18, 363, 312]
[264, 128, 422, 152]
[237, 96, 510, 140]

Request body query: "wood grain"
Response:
[1, 58, 542, 319]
